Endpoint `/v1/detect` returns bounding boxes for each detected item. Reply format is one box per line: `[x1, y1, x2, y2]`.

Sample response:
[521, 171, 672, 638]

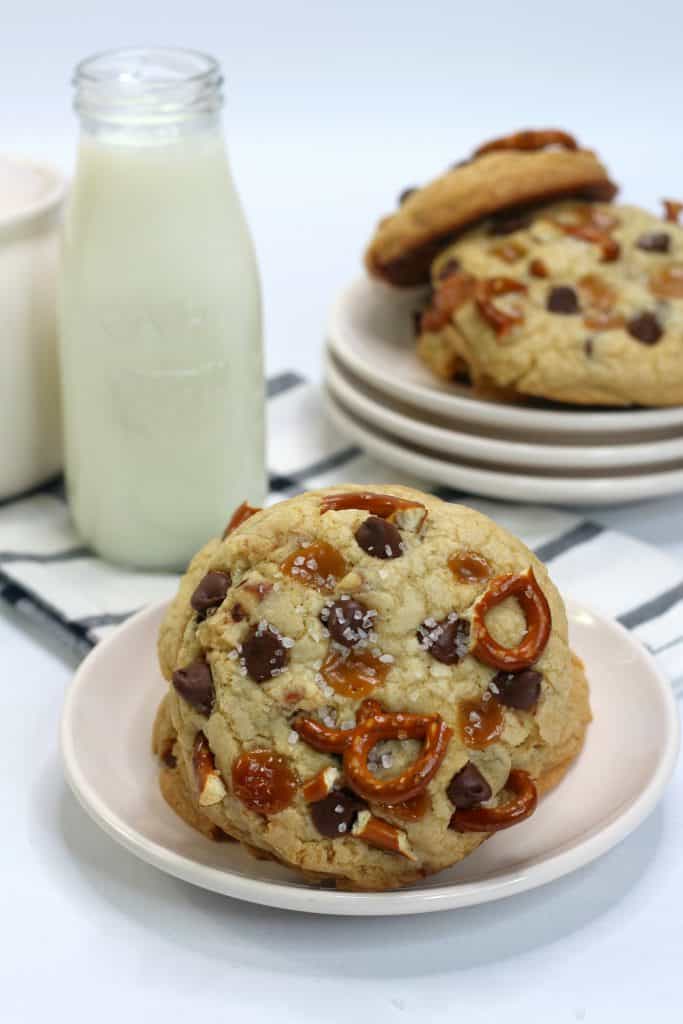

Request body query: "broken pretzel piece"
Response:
[192, 733, 227, 806]
[352, 811, 417, 861]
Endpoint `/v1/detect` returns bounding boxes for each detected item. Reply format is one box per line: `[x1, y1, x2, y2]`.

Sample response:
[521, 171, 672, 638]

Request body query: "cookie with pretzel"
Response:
[154, 485, 591, 890]
[365, 129, 617, 287]
[417, 199, 683, 406]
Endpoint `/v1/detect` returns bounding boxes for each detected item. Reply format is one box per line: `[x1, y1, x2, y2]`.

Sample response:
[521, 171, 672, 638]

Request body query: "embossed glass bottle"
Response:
[59, 48, 264, 569]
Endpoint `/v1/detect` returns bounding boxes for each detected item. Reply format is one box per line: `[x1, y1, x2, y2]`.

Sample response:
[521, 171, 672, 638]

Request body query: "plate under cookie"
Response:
[60, 598, 678, 916]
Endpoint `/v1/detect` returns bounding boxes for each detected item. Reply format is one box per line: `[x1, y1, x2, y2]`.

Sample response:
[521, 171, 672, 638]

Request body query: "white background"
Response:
[2, 3, 683, 1022]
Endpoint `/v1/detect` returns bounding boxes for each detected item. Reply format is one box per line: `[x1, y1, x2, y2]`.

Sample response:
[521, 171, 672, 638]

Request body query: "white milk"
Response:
[59, 51, 264, 569]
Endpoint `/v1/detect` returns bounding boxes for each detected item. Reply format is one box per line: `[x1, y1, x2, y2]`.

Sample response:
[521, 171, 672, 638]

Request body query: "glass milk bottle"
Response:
[59, 48, 264, 570]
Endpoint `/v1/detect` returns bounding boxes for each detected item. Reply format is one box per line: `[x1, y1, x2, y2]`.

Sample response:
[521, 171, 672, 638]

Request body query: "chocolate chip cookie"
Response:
[154, 486, 591, 890]
[417, 200, 683, 406]
[365, 129, 617, 287]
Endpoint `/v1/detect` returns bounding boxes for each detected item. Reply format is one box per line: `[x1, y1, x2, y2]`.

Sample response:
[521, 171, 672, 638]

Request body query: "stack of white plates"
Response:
[324, 277, 683, 506]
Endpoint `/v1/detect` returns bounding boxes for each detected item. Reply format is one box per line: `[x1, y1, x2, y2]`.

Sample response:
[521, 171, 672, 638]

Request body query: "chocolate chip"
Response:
[627, 311, 663, 344]
[417, 614, 470, 664]
[584, 338, 594, 358]
[355, 516, 404, 559]
[242, 623, 289, 682]
[172, 657, 215, 715]
[636, 232, 671, 253]
[547, 285, 580, 314]
[321, 597, 376, 647]
[399, 187, 417, 205]
[488, 209, 532, 236]
[310, 789, 365, 838]
[191, 570, 231, 616]
[437, 258, 461, 281]
[491, 668, 542, 710]
[447, 762, 492, 810]
[231, 603, 246, 622]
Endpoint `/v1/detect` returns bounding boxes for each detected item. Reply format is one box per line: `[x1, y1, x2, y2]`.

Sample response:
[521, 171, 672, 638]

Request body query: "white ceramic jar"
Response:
[59, 49, 265, 570]
[0, 157, 65, 500]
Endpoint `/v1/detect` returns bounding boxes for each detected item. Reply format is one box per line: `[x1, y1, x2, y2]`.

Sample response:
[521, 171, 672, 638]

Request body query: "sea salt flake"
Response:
[287, 730, 299, 745]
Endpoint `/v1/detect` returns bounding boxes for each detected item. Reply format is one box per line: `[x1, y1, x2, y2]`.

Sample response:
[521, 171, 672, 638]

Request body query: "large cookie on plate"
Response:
[417, 200, 683, 406]
[154, 485, 590, 891]
[365, 129, 617, 287]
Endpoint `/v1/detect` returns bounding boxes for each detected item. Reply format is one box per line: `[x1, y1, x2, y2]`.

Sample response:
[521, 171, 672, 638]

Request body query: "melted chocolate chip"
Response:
[584, 338, 594, 358]
[310, 789, 365, 838]
[627, 311, 663, 344]
[417, 614, 470, 664]
[321, 597, 376, 647]
[242, 623, 289, 682]
[636, 232, 671, 253]
[488, 209, 532, 236]
[172, 657, 215, 716]
[547, 285, 580, 314]
[491, 668, 542, 710]
[446, 762, 492, 810]
[398, 187, 417, 205]
[191, 570, 232, 616]
[355, 516, 404, 559]
[436, 258, 461, 281]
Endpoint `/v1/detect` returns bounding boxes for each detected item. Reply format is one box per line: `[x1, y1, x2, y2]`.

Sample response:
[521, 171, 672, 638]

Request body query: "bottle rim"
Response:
[73, 47, 223, 125]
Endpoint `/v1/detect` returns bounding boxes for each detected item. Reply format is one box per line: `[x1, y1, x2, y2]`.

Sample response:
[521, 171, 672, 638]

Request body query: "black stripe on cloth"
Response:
[0, 474, 64, 509]
[534, 522, 605, 563]
[269, 446, 361, 497]
[618, 580, 683, 630]
[266, 371, 306, 398]
[0, 571, 93, 653]
[0, 546, 90, 564]
[76, 611, 140, 630]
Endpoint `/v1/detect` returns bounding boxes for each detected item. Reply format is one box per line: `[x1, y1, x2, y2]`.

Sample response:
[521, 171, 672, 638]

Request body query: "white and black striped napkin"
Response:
[1, 372, 681, 692]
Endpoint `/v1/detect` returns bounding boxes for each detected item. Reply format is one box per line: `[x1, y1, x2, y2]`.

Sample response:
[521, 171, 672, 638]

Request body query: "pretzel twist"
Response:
[294, 699, 452, 804]
[474, 129, 578, 156]
[320, 491, 425, 518]
[475, 277, 527, 336]
[471, 567, 551, 671]
[449, 770, 537, 832]
[223, 501, 261, 538]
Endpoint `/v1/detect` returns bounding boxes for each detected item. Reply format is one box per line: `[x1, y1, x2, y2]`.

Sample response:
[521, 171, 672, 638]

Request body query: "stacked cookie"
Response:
[365, 130, 683, 407]
[154, 486, 590, 891]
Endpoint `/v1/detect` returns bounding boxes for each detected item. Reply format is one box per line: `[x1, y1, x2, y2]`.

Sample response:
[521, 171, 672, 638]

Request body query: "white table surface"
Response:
[3, 3, 683, 1018]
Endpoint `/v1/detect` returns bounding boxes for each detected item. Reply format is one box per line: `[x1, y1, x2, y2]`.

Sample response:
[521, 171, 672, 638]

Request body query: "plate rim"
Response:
[329, 278, 683, 436]
[325, 351, 683, 471]
[61, 598, 680, 916]
[325, 389, 683, 506]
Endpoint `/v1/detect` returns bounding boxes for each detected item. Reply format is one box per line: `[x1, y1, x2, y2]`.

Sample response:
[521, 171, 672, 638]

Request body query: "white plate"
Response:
[61, 599, 679, 916]
[325, 389, 683, 506]
[329, 277, 683, 440]
[326, 351, 683, 471]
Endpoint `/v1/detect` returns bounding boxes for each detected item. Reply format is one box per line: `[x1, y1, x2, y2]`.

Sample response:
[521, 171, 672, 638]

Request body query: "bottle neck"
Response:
[74, 48, 224, 145]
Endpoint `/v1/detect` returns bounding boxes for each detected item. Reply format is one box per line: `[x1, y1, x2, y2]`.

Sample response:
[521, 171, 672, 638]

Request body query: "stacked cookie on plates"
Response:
[365, 129, 683, 408]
